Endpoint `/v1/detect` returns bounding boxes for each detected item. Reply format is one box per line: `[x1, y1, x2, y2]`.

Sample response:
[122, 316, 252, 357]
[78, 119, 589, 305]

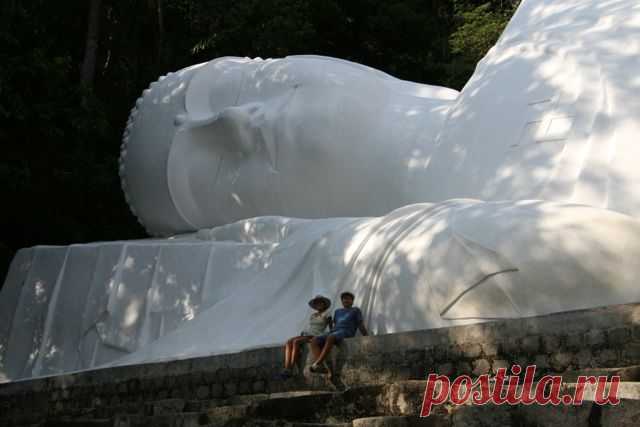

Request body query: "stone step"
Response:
[376, 381, 427, 416]
[250, 393, 336, 421]
[288, 423, 352, 427]
[240, 420, 352, 427]
[562, 365, 640, 383]
[442, 382, 640, 427]
[113, 412, 209, 427]
[2, 412, 47, 426]
[352, 416, 446, 427]
[448, 399, 636, 427]
[42, 420, 113, 427]
[598, 397, 640, 427]
[374, 379, 640, 426]
[207, 403, 254, 419]
[91, 390, 336, 419]
[92, 402, 144, 418]
[562, 381, 640, 401]
[59, 379, 640, 426]
[251, 385, 383, 423]
[28, 379, 640, 427]
[145, 398, 187, 415]
[184, 385, 382, 425]
[449, 404, 515, 427]
[354, 416, 408, 427]
[185, 391, 335, 413]
[378, 379, 640, 411]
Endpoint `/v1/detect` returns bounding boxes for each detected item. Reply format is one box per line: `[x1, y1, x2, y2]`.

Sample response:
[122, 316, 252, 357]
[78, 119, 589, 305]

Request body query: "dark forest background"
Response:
[0, 0, 519, 286]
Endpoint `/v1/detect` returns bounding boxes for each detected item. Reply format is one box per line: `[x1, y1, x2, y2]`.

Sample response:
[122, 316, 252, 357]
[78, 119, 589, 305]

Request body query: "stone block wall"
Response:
[1, 303, 640, 425]
[333, 303, 640, 385]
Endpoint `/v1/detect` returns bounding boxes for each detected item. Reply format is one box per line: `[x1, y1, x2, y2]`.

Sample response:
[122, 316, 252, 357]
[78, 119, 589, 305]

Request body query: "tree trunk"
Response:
[80, 0, 102, 88]
[156, 0, 165, 66]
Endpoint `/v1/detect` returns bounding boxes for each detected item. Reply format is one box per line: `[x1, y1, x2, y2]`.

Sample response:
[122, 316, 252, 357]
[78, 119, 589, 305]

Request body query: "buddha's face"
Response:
[121, 56, 457, 235]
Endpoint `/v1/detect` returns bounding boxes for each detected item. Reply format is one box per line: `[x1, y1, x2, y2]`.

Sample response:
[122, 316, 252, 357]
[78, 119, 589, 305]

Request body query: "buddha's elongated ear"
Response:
[167, 101, 273, 229]
[184, 56, 252, 121]
[178, 102, 267, 156]
[176, 101, 277, 173]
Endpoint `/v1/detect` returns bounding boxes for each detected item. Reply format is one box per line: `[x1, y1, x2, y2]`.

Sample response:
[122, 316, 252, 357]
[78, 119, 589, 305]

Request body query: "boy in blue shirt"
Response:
[309, 291, 368, 373]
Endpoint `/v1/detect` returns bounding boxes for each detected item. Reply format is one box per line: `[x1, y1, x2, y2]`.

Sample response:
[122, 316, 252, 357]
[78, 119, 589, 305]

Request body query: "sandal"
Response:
[278, 368, 292, 379]
[309, 362, 328, 374]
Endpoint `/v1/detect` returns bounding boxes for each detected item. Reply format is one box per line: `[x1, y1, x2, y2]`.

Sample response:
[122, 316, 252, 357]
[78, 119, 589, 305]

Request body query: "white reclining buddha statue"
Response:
[2, 0, 640, 381]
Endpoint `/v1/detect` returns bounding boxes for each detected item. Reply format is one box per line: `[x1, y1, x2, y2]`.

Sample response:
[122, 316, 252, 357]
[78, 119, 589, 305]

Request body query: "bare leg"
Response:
[290, 336, 309, 367]
[310, 337, 322, 360]
[314, 335, 337, 365]
[284, 338, 295, 369]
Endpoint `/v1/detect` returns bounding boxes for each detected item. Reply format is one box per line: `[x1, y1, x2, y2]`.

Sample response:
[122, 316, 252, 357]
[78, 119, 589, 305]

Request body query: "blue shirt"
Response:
[332, 307, 363, 337]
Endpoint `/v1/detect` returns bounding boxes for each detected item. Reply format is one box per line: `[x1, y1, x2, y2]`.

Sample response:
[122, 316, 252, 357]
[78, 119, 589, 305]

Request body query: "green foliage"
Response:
[450, 2, 519, 65]
[0, 1, 144, 280]
[0, 0, 519, 284]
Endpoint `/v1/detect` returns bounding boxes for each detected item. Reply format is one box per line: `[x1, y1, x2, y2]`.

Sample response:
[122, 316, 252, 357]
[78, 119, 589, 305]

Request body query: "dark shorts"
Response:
[314, 330, 352, 346]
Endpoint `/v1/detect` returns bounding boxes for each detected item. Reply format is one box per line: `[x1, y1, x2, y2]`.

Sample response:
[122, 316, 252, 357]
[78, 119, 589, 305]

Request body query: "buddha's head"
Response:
[120, 55, 458, 236]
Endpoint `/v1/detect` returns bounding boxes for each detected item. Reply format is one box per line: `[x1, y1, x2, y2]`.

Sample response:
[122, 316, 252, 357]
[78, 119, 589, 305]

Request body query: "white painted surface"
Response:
[3, 200, 640, 380]
[4, 0, 640, 381]
[120, 56, 458, 235]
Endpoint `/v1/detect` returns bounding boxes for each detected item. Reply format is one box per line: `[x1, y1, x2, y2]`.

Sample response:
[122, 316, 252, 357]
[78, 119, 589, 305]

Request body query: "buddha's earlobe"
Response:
[176, 102, 266, 156]
[173, 102, 277, 171]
